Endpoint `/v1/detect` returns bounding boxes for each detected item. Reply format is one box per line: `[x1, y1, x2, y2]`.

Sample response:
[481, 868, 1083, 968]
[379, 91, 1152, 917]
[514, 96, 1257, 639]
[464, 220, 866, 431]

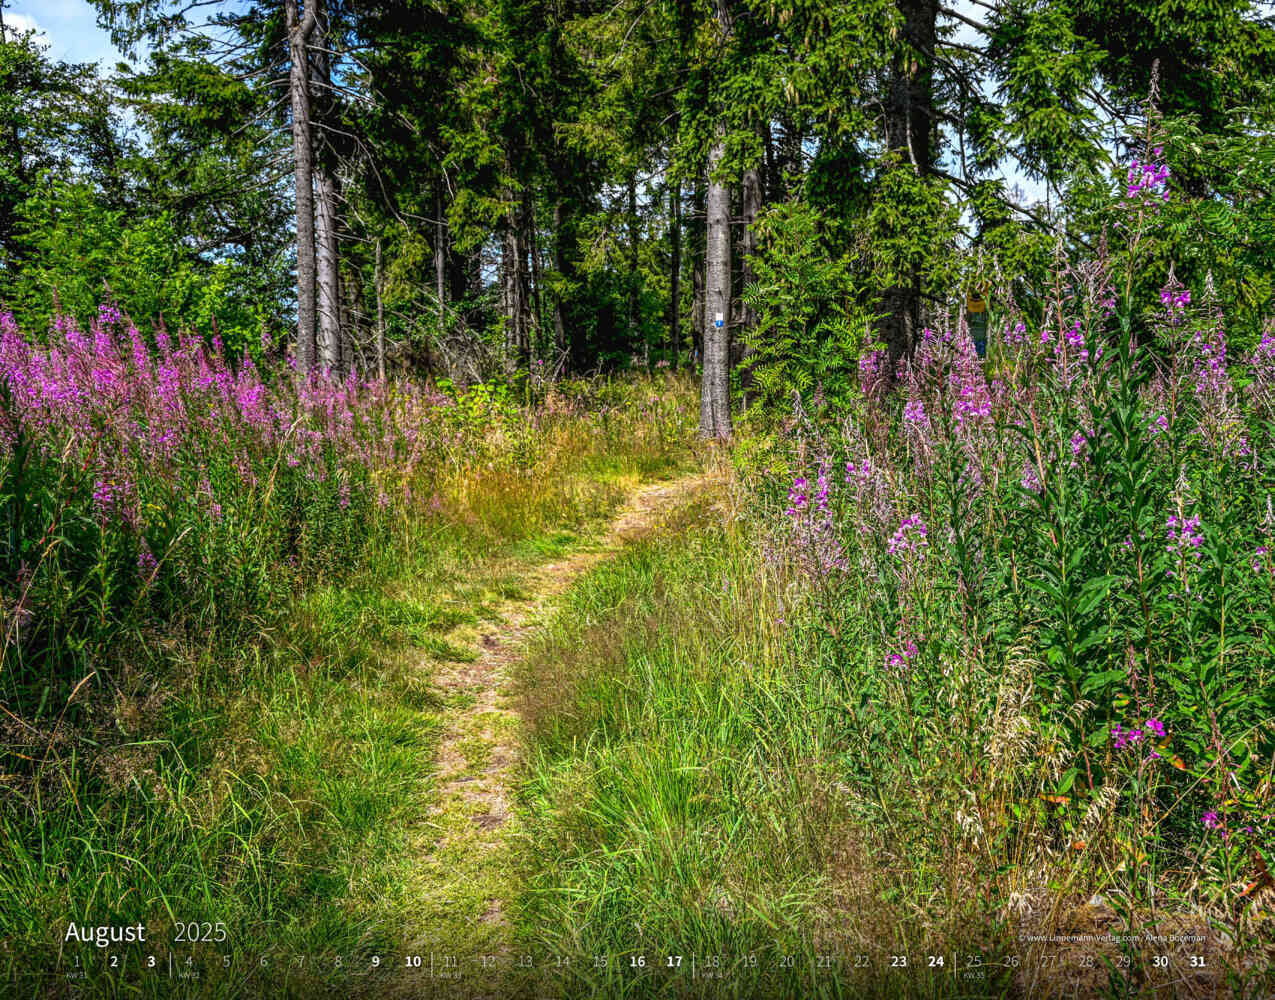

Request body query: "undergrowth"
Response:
[0, 316, 696, 997]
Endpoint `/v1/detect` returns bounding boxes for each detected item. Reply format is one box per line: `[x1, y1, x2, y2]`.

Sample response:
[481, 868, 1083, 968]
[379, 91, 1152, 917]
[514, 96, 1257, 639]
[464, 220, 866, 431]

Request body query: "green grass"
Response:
[511, 509, 1016, 999]
[0, 377, 699, 999]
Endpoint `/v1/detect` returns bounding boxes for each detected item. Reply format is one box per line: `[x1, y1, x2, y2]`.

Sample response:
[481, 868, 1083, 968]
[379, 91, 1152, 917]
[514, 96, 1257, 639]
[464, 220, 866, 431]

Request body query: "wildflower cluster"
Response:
[887, 514, 929, 560]
[1125, 148, 1170, 201]
[1111, 717, 1165, 752]
[761, 151, 1274, 932]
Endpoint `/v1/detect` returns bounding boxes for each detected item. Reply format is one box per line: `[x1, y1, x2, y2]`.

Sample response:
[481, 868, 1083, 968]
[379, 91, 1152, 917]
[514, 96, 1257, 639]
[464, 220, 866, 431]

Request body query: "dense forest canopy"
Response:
[3, 0, 1275, 432]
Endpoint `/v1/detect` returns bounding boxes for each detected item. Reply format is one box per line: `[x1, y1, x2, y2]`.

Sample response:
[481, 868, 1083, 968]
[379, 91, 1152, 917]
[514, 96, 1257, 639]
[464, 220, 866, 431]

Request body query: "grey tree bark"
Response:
[737, 157, 763, 406]
[552, 200, 568, 360]
[700, 127, 732, 439]
[501, 193, 531, 368]
[310, 0, 342, 373]
[434, 184, 446, 347]
[314, 172, 342, 371]
[528, 194, 544, 350]
[880, 0, 938, 365]
[374, 237, 386, 380]
[669, 180, 681, 370]
[627, 172, 642, 366]
[284, 0, 317, 374]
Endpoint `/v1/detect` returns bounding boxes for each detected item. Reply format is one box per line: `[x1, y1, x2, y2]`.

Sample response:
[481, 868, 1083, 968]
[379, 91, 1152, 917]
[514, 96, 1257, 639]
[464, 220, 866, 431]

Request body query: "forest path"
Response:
[386, 469, 714, 997]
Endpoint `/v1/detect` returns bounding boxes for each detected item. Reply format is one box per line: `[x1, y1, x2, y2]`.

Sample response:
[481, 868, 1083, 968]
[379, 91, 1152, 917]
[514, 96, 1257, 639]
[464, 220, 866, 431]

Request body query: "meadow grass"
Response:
[512, 430, 1273, 998]
[0, 358, 697, 998]
[512, 483, 1013, 999]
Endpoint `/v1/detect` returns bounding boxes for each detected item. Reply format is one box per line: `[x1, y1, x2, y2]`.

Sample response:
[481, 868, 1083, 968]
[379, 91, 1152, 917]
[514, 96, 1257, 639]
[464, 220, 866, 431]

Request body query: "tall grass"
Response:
[0, 304, 696, 996]
[515, 493, 1014, 997]
[512, 152, 1274, 998]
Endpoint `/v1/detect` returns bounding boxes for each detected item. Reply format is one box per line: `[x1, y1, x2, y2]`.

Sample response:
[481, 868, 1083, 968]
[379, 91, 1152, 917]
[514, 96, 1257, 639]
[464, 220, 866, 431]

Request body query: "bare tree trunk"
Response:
[701, 126, 732, 439]
[501, 193, 531, 368]
[528, 194, 544, 355]
[310, 0, 341, 373]
[627, 172, 643, 367]
[434, 185, 446, 346]
[552, 200, 568, 361]
[315, 173, 342, 371]
[737, 156, 762, 406]
[669, 179, 681, 370]
[691, 180, 705, 373]
[374, 237, 386, 380]
[284, 0, 317, 375]
[880, 0, 938, 365]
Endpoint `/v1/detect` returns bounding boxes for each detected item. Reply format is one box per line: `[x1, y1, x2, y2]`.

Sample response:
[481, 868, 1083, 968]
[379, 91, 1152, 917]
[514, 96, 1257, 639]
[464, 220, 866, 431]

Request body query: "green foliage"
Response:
[3, 182, 265, 351]
[863, 160, 963, 296]
[740, 201, 872, 408]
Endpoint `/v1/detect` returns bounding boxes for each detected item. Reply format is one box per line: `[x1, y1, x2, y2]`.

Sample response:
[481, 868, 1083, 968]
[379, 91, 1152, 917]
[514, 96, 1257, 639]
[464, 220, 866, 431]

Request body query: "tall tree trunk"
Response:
[528, 194, 544, 354]
[314, 174, 342, 371]
[701, 126, 732, 439]
[627, 172, 642, 366]
[374, 237, 386, 381]
[310, 0, 342, 373]
[691, 180, 705, 373]
[516, 196, 532, 364]
[669, 179, 681, 370]
[737, 155, 763, 406]
[881, 0, 938, 364]
[501, 193, 531, 368]
[434, 184, 447, 347]
[552, 200, 568, 362]
[284, 0, 317, 374]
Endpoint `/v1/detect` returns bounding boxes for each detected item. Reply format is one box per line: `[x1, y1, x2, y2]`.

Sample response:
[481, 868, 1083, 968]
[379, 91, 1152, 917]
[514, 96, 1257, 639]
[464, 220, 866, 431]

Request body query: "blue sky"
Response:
[5, 0, 125, 67]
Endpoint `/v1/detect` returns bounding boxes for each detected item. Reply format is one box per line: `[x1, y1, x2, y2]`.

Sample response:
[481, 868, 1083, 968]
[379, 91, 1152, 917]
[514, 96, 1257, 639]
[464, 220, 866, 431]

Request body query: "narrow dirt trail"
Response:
[389, 471, 713, 996]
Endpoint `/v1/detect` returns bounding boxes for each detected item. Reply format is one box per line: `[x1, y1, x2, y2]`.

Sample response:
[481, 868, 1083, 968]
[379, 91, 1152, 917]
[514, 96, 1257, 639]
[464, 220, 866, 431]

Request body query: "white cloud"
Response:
[2, 12, 51, 43]
[8, 2, 126, 68]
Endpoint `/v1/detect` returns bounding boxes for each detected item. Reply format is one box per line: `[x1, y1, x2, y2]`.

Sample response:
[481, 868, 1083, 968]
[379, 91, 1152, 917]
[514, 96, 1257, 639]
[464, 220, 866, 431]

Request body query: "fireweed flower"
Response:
[785, 476, 809, 518]
[1166, 513, 1204, 560]
[1189, 318, 1251, 458]
[1250, 327, 1275, 417]
[814, 462, 831, 514]
[1111, 719, 1164, 750]
[779, 466, 847, 578]
[845, 458, 872, 484]
[1020, 461, 1042, 494]
[858, 349, 888, 401]
[137, 543, 158, 577]
[1070, 431, 1088, 462]
[1126, 149, 1171, 201]
[886, 639, 920, 672]
[888, 515, 929, 559]
[0, 304, 449, 554]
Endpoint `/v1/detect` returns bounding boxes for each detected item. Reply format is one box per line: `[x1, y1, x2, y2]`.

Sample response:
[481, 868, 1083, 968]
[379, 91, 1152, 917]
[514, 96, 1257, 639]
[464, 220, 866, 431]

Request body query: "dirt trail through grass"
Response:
[388, 471, 712, 994]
